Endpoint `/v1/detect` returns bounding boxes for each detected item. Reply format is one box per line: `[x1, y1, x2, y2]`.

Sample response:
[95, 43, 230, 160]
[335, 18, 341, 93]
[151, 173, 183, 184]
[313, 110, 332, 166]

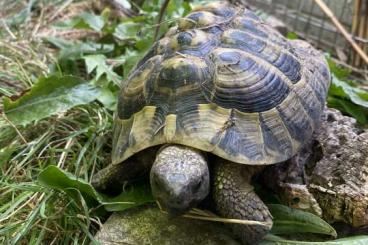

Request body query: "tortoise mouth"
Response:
[156, 198, 195, 217]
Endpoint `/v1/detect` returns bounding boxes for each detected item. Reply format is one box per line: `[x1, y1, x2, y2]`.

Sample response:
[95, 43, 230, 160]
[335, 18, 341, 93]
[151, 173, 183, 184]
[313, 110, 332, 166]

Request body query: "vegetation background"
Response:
[0, 0, 367, 244]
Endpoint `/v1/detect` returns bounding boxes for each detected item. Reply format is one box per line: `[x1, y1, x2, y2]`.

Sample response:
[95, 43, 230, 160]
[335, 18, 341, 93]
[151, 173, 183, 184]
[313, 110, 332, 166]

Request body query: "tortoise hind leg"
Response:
[212, 160, 273, 245]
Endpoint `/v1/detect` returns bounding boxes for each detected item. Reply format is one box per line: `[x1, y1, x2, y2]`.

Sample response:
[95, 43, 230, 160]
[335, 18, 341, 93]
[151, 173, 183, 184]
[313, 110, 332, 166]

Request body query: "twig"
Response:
[181, 213, 272, 227]
[154, 0, 170, 41]
[158, 205, 272, 228]
[314, 0, 368, 64]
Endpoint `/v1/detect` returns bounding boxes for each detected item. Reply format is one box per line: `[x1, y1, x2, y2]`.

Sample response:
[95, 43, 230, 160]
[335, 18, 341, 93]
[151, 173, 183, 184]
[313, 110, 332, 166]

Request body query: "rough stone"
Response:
[262, 108, 368, 227]
[94, 205, 240, 245]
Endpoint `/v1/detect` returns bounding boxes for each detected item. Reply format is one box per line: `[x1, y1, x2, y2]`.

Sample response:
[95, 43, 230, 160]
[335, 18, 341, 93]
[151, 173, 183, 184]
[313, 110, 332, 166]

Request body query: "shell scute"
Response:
[221, 29, 301, 83]
[169, 29, 216, 56]
[206, 48, 291, 112]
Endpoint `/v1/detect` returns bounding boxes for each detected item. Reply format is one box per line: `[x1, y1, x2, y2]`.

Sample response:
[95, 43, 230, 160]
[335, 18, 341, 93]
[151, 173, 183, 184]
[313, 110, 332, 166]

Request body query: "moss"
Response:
[95, 205, 240, 245]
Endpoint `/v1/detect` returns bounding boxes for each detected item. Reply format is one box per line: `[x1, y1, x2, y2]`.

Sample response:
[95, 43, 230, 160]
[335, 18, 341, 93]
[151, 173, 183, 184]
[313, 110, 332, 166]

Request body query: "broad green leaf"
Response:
[38, 165, 153, 211]
[261, 234, 368, 245]
[327, 97, 368, 125]
[3, 76, 101, 126]
[268, 204, 337, 237]
[330, 75, 368, 108]
[327, 58, 368, 124]
[96, 86, 118, 110]
[83, 54, 122, 86]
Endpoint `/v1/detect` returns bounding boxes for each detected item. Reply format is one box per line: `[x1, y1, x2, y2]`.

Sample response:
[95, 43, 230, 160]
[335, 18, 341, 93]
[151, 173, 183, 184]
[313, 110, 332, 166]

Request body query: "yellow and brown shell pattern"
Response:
[112, 2, 331, 166]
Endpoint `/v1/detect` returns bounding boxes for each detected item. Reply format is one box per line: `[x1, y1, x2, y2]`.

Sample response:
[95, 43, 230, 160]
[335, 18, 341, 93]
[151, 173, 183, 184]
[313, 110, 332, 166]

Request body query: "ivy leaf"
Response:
[84, 54, 122, 87]
[3, 76, 101, 126]
[114, 22, 141, 41]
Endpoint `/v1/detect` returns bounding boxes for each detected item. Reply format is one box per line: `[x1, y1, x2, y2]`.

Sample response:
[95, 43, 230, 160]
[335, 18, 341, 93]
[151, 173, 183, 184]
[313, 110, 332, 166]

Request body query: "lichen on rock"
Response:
[94, 205, 240, 245]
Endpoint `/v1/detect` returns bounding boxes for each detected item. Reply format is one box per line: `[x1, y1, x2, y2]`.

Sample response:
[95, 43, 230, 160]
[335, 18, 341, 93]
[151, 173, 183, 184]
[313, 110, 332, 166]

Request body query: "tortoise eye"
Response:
[192, 180, 202, 193]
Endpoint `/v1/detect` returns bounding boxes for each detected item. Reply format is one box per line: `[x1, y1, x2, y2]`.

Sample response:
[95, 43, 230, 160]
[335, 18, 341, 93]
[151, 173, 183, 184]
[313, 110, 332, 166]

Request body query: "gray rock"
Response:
[94, 205, 240, 245]
[262, 108, 368, 227]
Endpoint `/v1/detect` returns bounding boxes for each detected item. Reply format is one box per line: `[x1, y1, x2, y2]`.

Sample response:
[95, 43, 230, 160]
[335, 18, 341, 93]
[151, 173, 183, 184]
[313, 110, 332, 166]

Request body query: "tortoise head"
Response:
[150, 145, 209, 215]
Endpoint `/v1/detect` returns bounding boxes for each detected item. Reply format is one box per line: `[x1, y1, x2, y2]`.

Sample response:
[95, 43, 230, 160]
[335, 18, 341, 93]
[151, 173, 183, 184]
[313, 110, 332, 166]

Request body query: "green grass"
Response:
[0, 0, 191, 243]
[0, 104, 113, 243]
[0, 0, 367, 244]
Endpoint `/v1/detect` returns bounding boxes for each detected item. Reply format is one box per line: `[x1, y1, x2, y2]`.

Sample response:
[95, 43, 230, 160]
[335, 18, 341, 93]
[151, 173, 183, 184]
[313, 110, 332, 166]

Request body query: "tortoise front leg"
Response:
[212, 160, 272, 245]
[92, 147, 156, 194]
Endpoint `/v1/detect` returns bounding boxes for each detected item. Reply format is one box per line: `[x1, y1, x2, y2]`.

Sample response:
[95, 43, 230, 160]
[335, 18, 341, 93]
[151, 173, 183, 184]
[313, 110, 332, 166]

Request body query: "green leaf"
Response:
[327, 58, 350, 79]
[96, 86, 117, 110]
[114, 22, 141, 41]
[261, 234, 368, 245]
[330, 75, 368, 108]
[3, 76, 101, 126]
[38, 165, 153, 211]
[54, 12, 105, 32]
[79, 12, 105, 31]
[286, 32, 298, 40]
[327, 58, 368, 124]
[268, 204, 337, 237]
[84, 54, 122, 87]
[44, 37, 114, 59]
[327, 97, 368, 125]
[122, 49, 146, 78]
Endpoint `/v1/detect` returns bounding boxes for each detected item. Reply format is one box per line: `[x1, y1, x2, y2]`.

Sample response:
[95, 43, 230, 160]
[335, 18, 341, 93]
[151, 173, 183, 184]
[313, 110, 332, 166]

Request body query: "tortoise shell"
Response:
[112, 2, 330, 166]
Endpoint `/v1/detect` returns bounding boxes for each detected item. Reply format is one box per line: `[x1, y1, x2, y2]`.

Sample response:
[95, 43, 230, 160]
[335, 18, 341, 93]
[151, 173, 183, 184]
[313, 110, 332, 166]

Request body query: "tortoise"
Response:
[92, 1, 331, 244]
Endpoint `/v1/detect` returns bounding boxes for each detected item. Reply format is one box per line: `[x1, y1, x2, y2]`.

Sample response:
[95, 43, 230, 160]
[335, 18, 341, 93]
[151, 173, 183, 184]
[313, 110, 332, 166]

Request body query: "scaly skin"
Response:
[92, 147, 157, 194]
[212, 160, 273, 244]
